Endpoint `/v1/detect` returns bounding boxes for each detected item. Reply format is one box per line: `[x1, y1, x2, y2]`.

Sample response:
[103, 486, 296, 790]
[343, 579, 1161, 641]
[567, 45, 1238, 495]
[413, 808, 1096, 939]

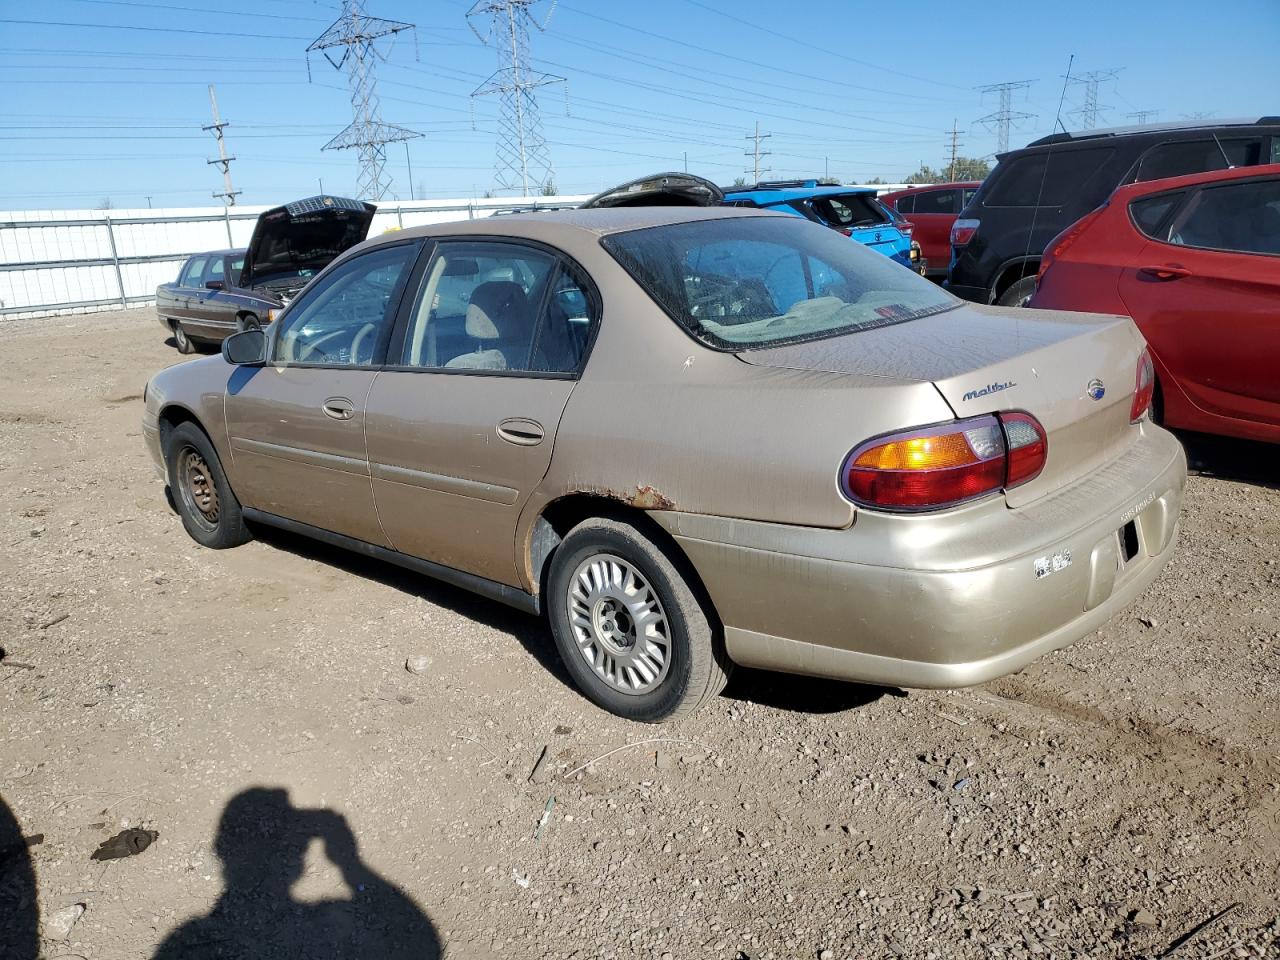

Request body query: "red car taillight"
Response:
[950, 218, 980, 247]
[1036, 204, 1108, 284]
[1131, 348, 1155, 423]
[842, 412, 1048, 511]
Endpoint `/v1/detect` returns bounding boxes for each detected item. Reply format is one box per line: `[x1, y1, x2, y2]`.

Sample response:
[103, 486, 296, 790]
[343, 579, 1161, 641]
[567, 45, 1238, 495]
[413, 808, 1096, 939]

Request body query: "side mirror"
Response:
[222, 328, 267, 366]
[205, 279, 225, 290]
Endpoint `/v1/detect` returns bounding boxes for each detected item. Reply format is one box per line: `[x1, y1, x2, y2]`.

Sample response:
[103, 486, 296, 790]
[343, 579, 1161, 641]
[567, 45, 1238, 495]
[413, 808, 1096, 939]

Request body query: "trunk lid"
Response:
[239, 195, 376, 291]
[845, 223, 903, 255]
[740, 303, 1144, 507]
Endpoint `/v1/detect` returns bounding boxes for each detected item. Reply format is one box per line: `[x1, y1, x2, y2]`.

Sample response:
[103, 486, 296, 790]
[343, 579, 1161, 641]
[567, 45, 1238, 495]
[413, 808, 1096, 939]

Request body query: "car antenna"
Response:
[1017, 54, 1075, 304]
[1210, 131, 1234, 169]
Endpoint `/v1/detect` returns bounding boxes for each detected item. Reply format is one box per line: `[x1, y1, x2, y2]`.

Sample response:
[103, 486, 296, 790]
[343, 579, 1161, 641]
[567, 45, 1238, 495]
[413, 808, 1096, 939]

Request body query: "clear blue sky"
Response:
[2, 0, 1278, 209]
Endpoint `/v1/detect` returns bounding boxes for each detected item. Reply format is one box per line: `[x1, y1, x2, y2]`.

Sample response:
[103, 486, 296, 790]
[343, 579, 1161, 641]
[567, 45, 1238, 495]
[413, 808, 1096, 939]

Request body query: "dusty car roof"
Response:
[385, 205, 780, 244]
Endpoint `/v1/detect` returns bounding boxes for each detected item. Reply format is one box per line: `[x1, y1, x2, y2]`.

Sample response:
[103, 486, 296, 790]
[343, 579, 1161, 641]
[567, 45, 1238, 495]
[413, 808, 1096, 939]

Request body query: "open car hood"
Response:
[581, 172, 724, 209]
[239, 195, 376, 290]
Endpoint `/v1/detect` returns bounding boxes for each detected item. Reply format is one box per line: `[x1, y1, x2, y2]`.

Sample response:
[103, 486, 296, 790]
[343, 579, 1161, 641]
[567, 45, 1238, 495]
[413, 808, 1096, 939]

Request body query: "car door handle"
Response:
[322, 397, 355, 421]
[496, 418, 545, 446]
[1138, 264, 1192, 281]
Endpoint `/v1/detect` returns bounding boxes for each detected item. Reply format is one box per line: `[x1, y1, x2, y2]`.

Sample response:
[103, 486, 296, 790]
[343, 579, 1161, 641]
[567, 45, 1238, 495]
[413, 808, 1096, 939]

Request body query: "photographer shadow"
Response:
[154, 787, 440, 960]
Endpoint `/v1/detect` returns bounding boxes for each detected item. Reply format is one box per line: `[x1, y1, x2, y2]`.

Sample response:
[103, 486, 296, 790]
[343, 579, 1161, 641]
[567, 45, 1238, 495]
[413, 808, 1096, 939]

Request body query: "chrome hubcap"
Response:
[178, 447, 219, 530]
[568, 554, 671, 695]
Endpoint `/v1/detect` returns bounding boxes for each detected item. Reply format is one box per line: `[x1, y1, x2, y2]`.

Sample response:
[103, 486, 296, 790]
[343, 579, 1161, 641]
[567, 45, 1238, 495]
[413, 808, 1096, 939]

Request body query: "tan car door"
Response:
[365, 240, 595, 587]
[224, 241, 423, 546]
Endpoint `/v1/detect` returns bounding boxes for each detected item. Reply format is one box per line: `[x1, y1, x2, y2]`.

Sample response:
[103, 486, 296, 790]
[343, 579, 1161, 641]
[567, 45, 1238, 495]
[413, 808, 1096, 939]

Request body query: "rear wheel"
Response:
[996, 276, 1036, 308]
[546, 518, 731, 723]
[173, 322, 196, 354]
[164, 421, 251, 549]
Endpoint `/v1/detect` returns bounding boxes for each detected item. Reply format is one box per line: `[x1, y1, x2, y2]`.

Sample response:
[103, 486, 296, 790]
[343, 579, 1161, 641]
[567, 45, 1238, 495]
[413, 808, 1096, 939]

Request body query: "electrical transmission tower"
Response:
[467, 0, 565, 197]
[745, 121, 771, 182]
[1068, 69, 1122, 130]
[308, 0, 421, 201]
[1126, 110, 1159, 125]
[946, 119, 963, 182]
[203, 85, 240, 206]
[976, 80, 1034, 154]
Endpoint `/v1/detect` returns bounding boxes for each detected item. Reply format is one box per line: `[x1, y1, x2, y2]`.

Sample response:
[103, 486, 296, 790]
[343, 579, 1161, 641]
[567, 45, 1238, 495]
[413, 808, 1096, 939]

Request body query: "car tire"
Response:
[239, 313, 261, 333]
[164, 421, 252, 550]
[173, 322, 196, 354]
[996, 276, 1037, 308]
[546, 517, 731, 723]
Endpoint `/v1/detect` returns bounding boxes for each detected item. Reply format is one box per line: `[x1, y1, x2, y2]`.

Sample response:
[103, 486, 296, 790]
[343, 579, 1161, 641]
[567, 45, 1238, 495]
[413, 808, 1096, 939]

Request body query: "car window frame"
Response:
[202, 256, 228, 287]
[1130, 136, 1265, 184]
[178, 256, 208, 289]
[382, 234, 604, 381]
[1126, 188, 1188, 241]
[264, 238, 424, 370]
[1150, 175, 1280, 258]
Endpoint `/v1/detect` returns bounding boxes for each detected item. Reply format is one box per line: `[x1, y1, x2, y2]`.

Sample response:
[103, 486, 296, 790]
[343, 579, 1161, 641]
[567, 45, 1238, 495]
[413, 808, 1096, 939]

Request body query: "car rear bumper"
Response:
[655, 423, 1186, 688]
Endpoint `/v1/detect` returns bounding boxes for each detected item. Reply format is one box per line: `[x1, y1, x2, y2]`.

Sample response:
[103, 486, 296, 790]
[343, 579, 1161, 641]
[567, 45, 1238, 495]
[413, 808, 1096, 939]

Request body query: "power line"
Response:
[0, 17, 311, 39]
[45, 0, 331, 22]
[1068, 68, 1122, 130]
[744, 121, 770, 183]
[467, 0, 564, 196]
[307, 0, 422, 200]
[203, 84, 241, 205]
[976, 80, 1035, 154]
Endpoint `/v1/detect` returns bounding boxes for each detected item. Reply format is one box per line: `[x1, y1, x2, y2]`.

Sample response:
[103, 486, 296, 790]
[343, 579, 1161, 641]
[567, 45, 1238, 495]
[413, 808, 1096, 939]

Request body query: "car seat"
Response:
[445, 280, 533, 370]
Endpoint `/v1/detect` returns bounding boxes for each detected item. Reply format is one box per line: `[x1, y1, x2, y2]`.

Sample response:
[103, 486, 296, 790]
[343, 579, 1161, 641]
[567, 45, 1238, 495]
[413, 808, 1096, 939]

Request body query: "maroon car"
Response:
[1029, 164, 1280, 445]
[879, 182, 981, 279]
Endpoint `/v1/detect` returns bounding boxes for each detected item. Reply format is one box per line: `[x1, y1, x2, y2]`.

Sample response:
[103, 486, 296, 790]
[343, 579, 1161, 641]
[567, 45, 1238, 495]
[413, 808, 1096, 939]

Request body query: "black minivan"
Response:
[946, 117, 1280, 306]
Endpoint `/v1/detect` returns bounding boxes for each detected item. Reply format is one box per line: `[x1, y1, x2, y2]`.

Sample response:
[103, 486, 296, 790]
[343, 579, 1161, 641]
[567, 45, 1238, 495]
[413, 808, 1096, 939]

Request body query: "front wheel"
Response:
[546, 518, 731, 722]
[239, 313, 261, 333]
[996, 275, 1036, 308]
[173, 322, 196, 354]
[164, 421, 252, 549]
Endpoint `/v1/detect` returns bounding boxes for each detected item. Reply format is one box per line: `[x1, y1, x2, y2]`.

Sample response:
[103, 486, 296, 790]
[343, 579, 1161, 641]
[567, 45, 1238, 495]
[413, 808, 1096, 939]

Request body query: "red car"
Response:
[1029, 164, 1280, 444]
[879, 182, 981, 279]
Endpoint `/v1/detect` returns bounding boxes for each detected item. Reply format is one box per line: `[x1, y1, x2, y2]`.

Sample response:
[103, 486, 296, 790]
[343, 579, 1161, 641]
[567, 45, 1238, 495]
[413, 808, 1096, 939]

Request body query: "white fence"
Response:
[0, 196, 590, 320]
[0, 185, 918, 320]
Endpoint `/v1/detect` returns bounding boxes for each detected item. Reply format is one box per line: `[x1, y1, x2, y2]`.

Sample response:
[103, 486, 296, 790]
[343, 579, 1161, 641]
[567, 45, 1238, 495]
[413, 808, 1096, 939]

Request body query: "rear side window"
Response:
[205, 258, 225, 284]
[1129, 191, 1185, 239]
[1135, 138, 1263, 182]
[893, 193, 915, 213]
[983, 147, 1115, 207]
[912, 189, 960, 215]
[1167, 179, 1280, 255]
[800, 193, 887, 229]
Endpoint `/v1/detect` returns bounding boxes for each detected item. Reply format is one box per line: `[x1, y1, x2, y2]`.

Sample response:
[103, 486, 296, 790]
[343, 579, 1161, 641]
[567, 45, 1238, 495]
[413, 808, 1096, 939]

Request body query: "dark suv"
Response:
[946, 117, 1280, 305]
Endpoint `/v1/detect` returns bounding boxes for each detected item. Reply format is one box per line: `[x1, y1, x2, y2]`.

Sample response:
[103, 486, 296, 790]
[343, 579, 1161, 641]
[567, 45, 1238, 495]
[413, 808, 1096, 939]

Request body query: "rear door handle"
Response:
[1138, 264, 1192, 281]
[496, 418, 545, 446]
[322, 397, 355, 421]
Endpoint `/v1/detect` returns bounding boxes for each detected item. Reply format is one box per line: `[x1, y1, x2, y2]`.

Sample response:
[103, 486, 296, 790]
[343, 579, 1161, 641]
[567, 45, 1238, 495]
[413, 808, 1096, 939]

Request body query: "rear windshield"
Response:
[796, 193, 887, 229]
[602, 216, 957, 351]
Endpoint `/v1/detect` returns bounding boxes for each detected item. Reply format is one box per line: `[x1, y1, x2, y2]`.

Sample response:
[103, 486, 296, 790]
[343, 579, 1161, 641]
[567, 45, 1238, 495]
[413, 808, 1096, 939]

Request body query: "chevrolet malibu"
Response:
[142, 207, 1186, 722]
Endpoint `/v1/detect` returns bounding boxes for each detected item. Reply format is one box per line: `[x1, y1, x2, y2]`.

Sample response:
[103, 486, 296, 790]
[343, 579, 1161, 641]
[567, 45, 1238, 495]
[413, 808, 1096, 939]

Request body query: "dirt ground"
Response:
[1, 307, 1278, 960]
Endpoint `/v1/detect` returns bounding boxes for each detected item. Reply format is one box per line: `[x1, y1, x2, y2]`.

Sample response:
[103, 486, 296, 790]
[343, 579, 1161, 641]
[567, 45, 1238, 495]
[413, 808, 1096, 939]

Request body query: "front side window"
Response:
[273, 242, 418, 366]
[400, 241, 560, 372]
[912, 189, 959, 215]
[1135, 138, 1263, 182]
[604, 216, 958, 350]
[205, 257, 225, 285]
[179, 256, 208, 287]
[1167, 179, 1280, 255]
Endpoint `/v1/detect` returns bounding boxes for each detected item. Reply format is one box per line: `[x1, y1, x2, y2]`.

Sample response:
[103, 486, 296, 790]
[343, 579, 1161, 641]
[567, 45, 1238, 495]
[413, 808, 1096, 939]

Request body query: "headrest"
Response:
[465, 281, 528, 340]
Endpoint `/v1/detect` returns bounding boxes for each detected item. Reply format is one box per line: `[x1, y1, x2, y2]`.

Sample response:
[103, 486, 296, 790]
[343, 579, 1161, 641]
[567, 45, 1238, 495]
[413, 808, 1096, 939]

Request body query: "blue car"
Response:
[721, 180, 915, 269]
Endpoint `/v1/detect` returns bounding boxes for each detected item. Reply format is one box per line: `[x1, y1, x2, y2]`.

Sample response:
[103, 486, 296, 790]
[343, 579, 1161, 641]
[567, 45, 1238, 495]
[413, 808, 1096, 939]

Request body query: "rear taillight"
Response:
[1036, 203, 1108, 283]
[1131, 348, 1155, 422]
[898, 221, 914, 236]
[838, 227, 853, 237]
[842, 412, 1048, 511]
[950, 218, 980, 247]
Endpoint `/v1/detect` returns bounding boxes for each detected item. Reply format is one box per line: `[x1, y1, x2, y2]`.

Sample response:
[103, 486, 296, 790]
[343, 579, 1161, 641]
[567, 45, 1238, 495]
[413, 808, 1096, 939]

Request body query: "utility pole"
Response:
[975, 80, 1034, 154]
[744, 121, 771, 183]
[203, 85, 241, 206]
[1126, 109, 1159, 125]
[308, 0, 422, 201]
[468, 0, 565, 197]
[946, 120, 963, 182]
[1068, 68, 1122, 130]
